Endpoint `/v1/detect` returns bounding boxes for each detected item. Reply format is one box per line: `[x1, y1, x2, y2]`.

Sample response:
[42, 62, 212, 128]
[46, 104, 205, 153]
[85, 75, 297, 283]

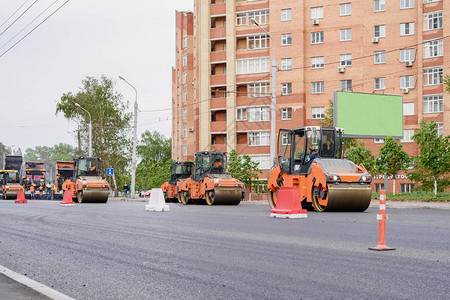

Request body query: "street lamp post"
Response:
[252, 19, 277, 165]
[74, 103, 92, 157]
[119, 76, 138, 199]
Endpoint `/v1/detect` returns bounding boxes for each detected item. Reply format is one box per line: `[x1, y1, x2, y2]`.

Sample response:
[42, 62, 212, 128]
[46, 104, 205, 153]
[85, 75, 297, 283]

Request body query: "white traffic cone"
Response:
[145, 188, 170, 212]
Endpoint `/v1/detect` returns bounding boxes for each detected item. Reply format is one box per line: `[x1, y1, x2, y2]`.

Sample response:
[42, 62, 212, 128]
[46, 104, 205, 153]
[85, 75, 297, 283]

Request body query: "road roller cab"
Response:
[62, 156, 110, 203]
[0, 170, 23, 199]
[268, 126, 372, 212]
[178, 151, 244, 205]
[161, 161, 194, 202]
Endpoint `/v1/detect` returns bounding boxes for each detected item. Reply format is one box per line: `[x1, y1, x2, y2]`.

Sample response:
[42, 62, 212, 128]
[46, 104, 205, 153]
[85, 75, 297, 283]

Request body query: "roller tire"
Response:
[205, 190, 214, 205]
[77, 191, 83, 204]
[179, 191, 189, 205]
[311, 187, 326, 212]
[268, 190, 277, 209]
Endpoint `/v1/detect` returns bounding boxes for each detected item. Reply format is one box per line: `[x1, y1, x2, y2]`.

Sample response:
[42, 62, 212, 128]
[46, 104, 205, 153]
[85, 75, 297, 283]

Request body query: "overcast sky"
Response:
[0, 0, 192, 153]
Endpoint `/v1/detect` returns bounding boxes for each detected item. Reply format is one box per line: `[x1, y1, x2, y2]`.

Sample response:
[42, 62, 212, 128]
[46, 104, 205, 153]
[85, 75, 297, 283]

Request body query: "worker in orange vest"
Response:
[30, 182, 36, 200]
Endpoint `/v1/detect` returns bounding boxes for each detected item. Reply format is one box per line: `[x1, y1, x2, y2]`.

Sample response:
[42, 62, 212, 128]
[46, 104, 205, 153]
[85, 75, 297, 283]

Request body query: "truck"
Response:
[267, 126, 372, 212]
[53, 160, 75, 199]
[178, 151, 244, 205]
[62, 156, 110, 203]
[25, 161, 46, 190]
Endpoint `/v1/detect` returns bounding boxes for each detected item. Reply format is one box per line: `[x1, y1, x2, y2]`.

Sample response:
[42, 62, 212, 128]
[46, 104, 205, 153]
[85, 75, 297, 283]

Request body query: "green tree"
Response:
[444, 74, 450, 92]
[376, 136, 411, 195]
[345, 141, 376, 174]
[56, 75, 132, 195]
[136, 131, 172, 190]
[0, 142, 12, 169]
[227, 150, 263, 200]
[410, 120, 450, 195]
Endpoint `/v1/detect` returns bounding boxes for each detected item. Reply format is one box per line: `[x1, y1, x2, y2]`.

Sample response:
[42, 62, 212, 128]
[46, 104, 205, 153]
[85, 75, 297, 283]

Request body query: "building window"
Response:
[401, 0, 414, 9]
[403, 102, 414, 116]
[236, 13, 247, 26]
[400, 22, 414, 36]
[250, 155, 271, 169]
[281, 132, 292, 145]
[281, 34, 292, 46]
[340, 3, 351, 16]
[400, 76, 415, 89]
[423, 67, 443, 86]
[423, 94, 443, 113]
[248, 106, 270, 122]
[423, 0, 442, 3]
[437, 123, 443, 136]
[423, 39, 443, 59]
[182, 54, 187, 67]
[248, 10, 269, 26]
[312, 107, 325, 119]
[182, 72, 187, 84]
[281, 83, 292, 95]
[374, 78, 386, 90]
[401, 129, 414, 142]
[281, 9, 292, 21]
[281, 58, 292, 70]
[374, 51, 386, 64]
[311, 56, 324, 69]
[400, 184, 414, 193]
[340, 54, 352, 67]
[374, 138, 385, 144]
[248, 82, 269, 98]
[182, 108, 187, 120]
[182, 145, 187, 156]
[236, 108, 247, 121]
[312, 81, 324, 94]
[248, 34, 270, 50]
[281, 108, 292, 120]
[311, 6, 323, 19]
[423, 11, 443, 31]
[400, 49, 415, 62]
[374, 0, 386, 12]
[183, 35, 187, 48]
[182, 90, 187, 102]
[248, 131, 270, 146]
[183, 126, 187, 138]
[340, 29, 352, 41]
[311, 32, 324, 44]
[374, 25, 386, 38]
[340, 80, 352, 92]
[236, 57, 270, 75]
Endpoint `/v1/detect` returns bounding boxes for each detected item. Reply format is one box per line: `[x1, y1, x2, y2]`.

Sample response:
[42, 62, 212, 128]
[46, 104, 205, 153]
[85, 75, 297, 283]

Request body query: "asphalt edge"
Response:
[0, 264, 75, 300]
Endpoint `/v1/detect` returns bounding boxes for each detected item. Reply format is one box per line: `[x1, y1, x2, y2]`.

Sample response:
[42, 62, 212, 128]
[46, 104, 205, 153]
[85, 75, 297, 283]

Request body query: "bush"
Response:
[371, 191, 450, 202]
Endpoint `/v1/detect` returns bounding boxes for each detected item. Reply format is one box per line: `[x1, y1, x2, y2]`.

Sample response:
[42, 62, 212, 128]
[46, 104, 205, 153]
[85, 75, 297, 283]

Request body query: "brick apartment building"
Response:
[172, 0, 449, 194]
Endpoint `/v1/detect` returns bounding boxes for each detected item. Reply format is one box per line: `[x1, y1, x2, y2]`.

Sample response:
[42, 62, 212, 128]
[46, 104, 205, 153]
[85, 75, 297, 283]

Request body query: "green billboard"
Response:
[333, 91, 403, 138]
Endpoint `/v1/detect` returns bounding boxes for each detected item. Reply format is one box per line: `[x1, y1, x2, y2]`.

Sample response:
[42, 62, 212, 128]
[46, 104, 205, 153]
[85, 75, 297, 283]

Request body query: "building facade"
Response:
[173, 0, 449, 193]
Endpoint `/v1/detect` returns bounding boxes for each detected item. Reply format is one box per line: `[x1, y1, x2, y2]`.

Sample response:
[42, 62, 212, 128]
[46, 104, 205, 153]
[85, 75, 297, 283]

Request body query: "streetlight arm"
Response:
[119, 76, 138, 103]
[74, 103, 92, 123]
[251, 18, 276, 61]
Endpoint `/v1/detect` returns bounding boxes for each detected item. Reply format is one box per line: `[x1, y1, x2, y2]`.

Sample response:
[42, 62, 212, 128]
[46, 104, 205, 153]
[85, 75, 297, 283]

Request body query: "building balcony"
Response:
[210, 143, 227, 152]
[210, 97, 226, 110]
[210, 27, 226, 40]
[210, 2, 226, 16]
[236, 121, 270, 132]
[210, 50, 226, 63]
[210, 120, 227, 133]
[210, 74, 226, 86]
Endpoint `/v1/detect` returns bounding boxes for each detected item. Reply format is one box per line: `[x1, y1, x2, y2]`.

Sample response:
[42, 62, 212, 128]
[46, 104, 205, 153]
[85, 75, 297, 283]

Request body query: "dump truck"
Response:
[62, 156, 110, 203]
[1, 170, 23, 199]
[267, 126, 372, 212]
[161, 161, 194, 203]
[178, 151, 244, 205]
[25, 161, 46, 190]
[53, 160, 75, 199]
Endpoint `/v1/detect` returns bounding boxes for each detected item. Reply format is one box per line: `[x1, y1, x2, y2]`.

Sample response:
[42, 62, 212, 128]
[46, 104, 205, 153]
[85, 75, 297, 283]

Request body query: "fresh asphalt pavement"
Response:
[0, 199, 449, 299]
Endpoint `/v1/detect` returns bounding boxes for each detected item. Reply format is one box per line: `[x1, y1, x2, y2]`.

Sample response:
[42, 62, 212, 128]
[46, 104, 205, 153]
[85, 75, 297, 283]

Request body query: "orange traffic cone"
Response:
[369, 190, 395, 251]
[270, 187, 307, 219]
[14, 189, 27, 204]
[60, 189, 75, 207]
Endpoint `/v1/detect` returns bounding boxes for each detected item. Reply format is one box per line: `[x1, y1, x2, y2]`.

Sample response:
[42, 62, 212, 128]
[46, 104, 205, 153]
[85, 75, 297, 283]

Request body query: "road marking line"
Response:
[0, 264, 75, 300]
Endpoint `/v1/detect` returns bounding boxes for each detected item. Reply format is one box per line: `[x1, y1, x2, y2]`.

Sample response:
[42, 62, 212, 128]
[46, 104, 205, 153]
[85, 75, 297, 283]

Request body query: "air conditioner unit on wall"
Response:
[372, 37, 379, 43]
[312, 19, 319, 25]
[188, 128, 194, 132]
[338, 66, 345, 73]
[402, 88, 409, 94]
[405, 61, 413, 67]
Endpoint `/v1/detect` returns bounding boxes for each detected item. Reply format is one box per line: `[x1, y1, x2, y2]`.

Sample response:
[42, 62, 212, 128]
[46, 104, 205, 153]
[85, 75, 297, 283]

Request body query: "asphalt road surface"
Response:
[0, 200, 449, 299]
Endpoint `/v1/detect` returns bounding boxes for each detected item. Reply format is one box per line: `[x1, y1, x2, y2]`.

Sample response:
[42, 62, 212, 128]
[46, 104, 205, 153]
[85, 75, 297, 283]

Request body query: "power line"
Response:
[0, 0, 30, 30]
[0, 0, 61, 52]
[0, 0, 71, 59]
[0, 0, 39, 37]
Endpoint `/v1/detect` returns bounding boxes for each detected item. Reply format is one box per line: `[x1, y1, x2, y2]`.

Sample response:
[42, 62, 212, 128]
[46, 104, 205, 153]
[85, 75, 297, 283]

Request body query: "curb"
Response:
[0, 264, 75, 300]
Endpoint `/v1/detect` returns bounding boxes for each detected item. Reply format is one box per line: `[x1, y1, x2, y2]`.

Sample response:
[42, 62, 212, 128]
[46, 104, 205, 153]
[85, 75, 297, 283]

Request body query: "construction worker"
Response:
[46, 182, 53, 200]
[30, 182, 35, 200]
[38, 185, 44, 200]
